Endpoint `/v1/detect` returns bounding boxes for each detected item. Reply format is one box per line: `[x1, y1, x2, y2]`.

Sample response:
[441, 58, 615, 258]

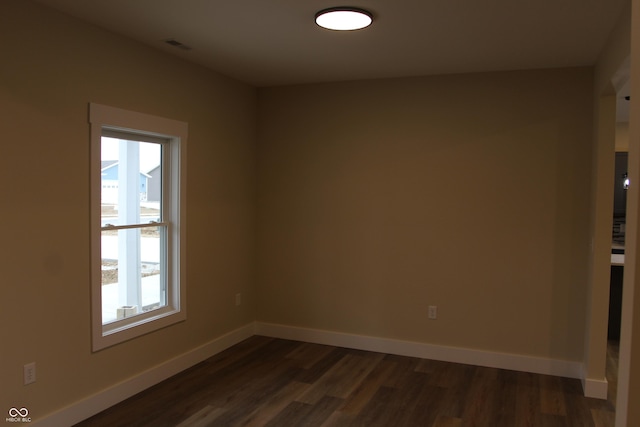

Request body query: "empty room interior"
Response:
[2, 0, 640, 426]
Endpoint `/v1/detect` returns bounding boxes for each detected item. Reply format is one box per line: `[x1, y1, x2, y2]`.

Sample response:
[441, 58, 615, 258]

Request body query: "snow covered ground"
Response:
[101, 235, 162, 323]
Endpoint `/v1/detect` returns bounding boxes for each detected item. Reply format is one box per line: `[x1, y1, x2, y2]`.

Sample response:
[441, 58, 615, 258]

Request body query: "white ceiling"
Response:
[34, 0, 628, 88]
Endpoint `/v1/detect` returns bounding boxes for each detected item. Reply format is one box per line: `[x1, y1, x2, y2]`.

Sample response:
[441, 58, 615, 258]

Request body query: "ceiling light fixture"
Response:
[315, 7, 373, 31]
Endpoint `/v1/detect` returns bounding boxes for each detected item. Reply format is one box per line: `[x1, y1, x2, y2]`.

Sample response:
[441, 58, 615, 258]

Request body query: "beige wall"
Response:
[256, 69, 593, 361]
[0, 0, 257, 419]
[617, 122, 630, 151]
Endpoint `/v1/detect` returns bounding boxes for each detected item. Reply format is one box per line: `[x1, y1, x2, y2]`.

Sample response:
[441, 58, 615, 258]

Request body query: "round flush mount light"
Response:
[315, 7, 373, 31]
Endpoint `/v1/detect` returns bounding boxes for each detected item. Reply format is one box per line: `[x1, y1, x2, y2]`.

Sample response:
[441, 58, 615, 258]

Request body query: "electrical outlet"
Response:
[235, 293, 242, 306]
[428, 305, 437, 320]
[23, 362, 36, 385]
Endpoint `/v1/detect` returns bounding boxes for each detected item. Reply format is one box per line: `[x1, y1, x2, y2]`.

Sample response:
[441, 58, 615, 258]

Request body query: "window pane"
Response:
[101, 137, 162, 226]
[101, 226, 166, 325]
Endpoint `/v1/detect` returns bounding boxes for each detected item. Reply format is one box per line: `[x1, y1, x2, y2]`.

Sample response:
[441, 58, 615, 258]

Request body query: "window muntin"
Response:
[90, 103, 187, 351]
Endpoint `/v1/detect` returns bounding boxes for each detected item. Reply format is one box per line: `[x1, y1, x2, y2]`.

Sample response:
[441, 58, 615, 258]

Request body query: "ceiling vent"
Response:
[163, 39, 192, 51]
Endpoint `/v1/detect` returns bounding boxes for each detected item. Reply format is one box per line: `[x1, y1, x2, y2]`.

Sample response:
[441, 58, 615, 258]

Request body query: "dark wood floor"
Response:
[74, 337, 618, 427]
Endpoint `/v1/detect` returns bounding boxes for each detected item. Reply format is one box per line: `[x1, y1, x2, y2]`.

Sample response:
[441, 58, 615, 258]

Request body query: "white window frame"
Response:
[90, 103, 187, 351]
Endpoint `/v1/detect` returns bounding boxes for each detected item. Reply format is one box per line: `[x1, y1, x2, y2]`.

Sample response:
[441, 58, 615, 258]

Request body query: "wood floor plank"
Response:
[264, 395, 343, 427]
[561, 378, 596, 427]
[296, 352, 384, 404]
[351, 385, 404, 426]
[460, 366, 502, 426]
[286, 342, 336, 369]
[234, 381, 310, 427]
[489, 370, 518, 427]
[72, 337, 618, 427]
[424, 360, 471, 388]
[415, 357, 442, 374]
[381, 353, 421, 389]
[434, 366, 477, 419]
[403, 382, 446, 427]
[592, 407, 616, 427]
[351, 369, 435, 427]
[337, 358, 397, 416]
[537, 413, 571, 427]
[176, 405, 225, 427]
[317, 409, 356, 427]
[202, 365, 308, 426]
[293, 346, 350, 384]
[515, 382, 539, 427]
[606, 340, 619, 407]
[539, 375, 568, 416]
[432, 415, 463, 427]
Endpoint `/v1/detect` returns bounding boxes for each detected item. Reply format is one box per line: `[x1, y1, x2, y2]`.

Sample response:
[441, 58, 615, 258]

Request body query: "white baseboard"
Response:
[34, 323, 255, 427]
[255, 322, 584, 380]
[582, 376, 609, 399]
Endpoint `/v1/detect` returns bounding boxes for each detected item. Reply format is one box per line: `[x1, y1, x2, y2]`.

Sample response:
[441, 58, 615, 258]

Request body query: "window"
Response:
[90, 103, 187, 351]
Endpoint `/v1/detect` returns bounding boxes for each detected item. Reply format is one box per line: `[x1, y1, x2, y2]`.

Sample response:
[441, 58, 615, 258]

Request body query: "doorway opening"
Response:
[605, 75, 630, 413]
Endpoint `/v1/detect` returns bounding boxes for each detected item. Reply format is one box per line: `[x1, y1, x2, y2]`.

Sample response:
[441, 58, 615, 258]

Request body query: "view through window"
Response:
[100, 137, 165, 324]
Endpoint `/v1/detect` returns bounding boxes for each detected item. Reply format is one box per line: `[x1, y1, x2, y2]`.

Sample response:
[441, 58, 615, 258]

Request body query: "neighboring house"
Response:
[101, 160, 152, 204]
[146, 165, 161, 203]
